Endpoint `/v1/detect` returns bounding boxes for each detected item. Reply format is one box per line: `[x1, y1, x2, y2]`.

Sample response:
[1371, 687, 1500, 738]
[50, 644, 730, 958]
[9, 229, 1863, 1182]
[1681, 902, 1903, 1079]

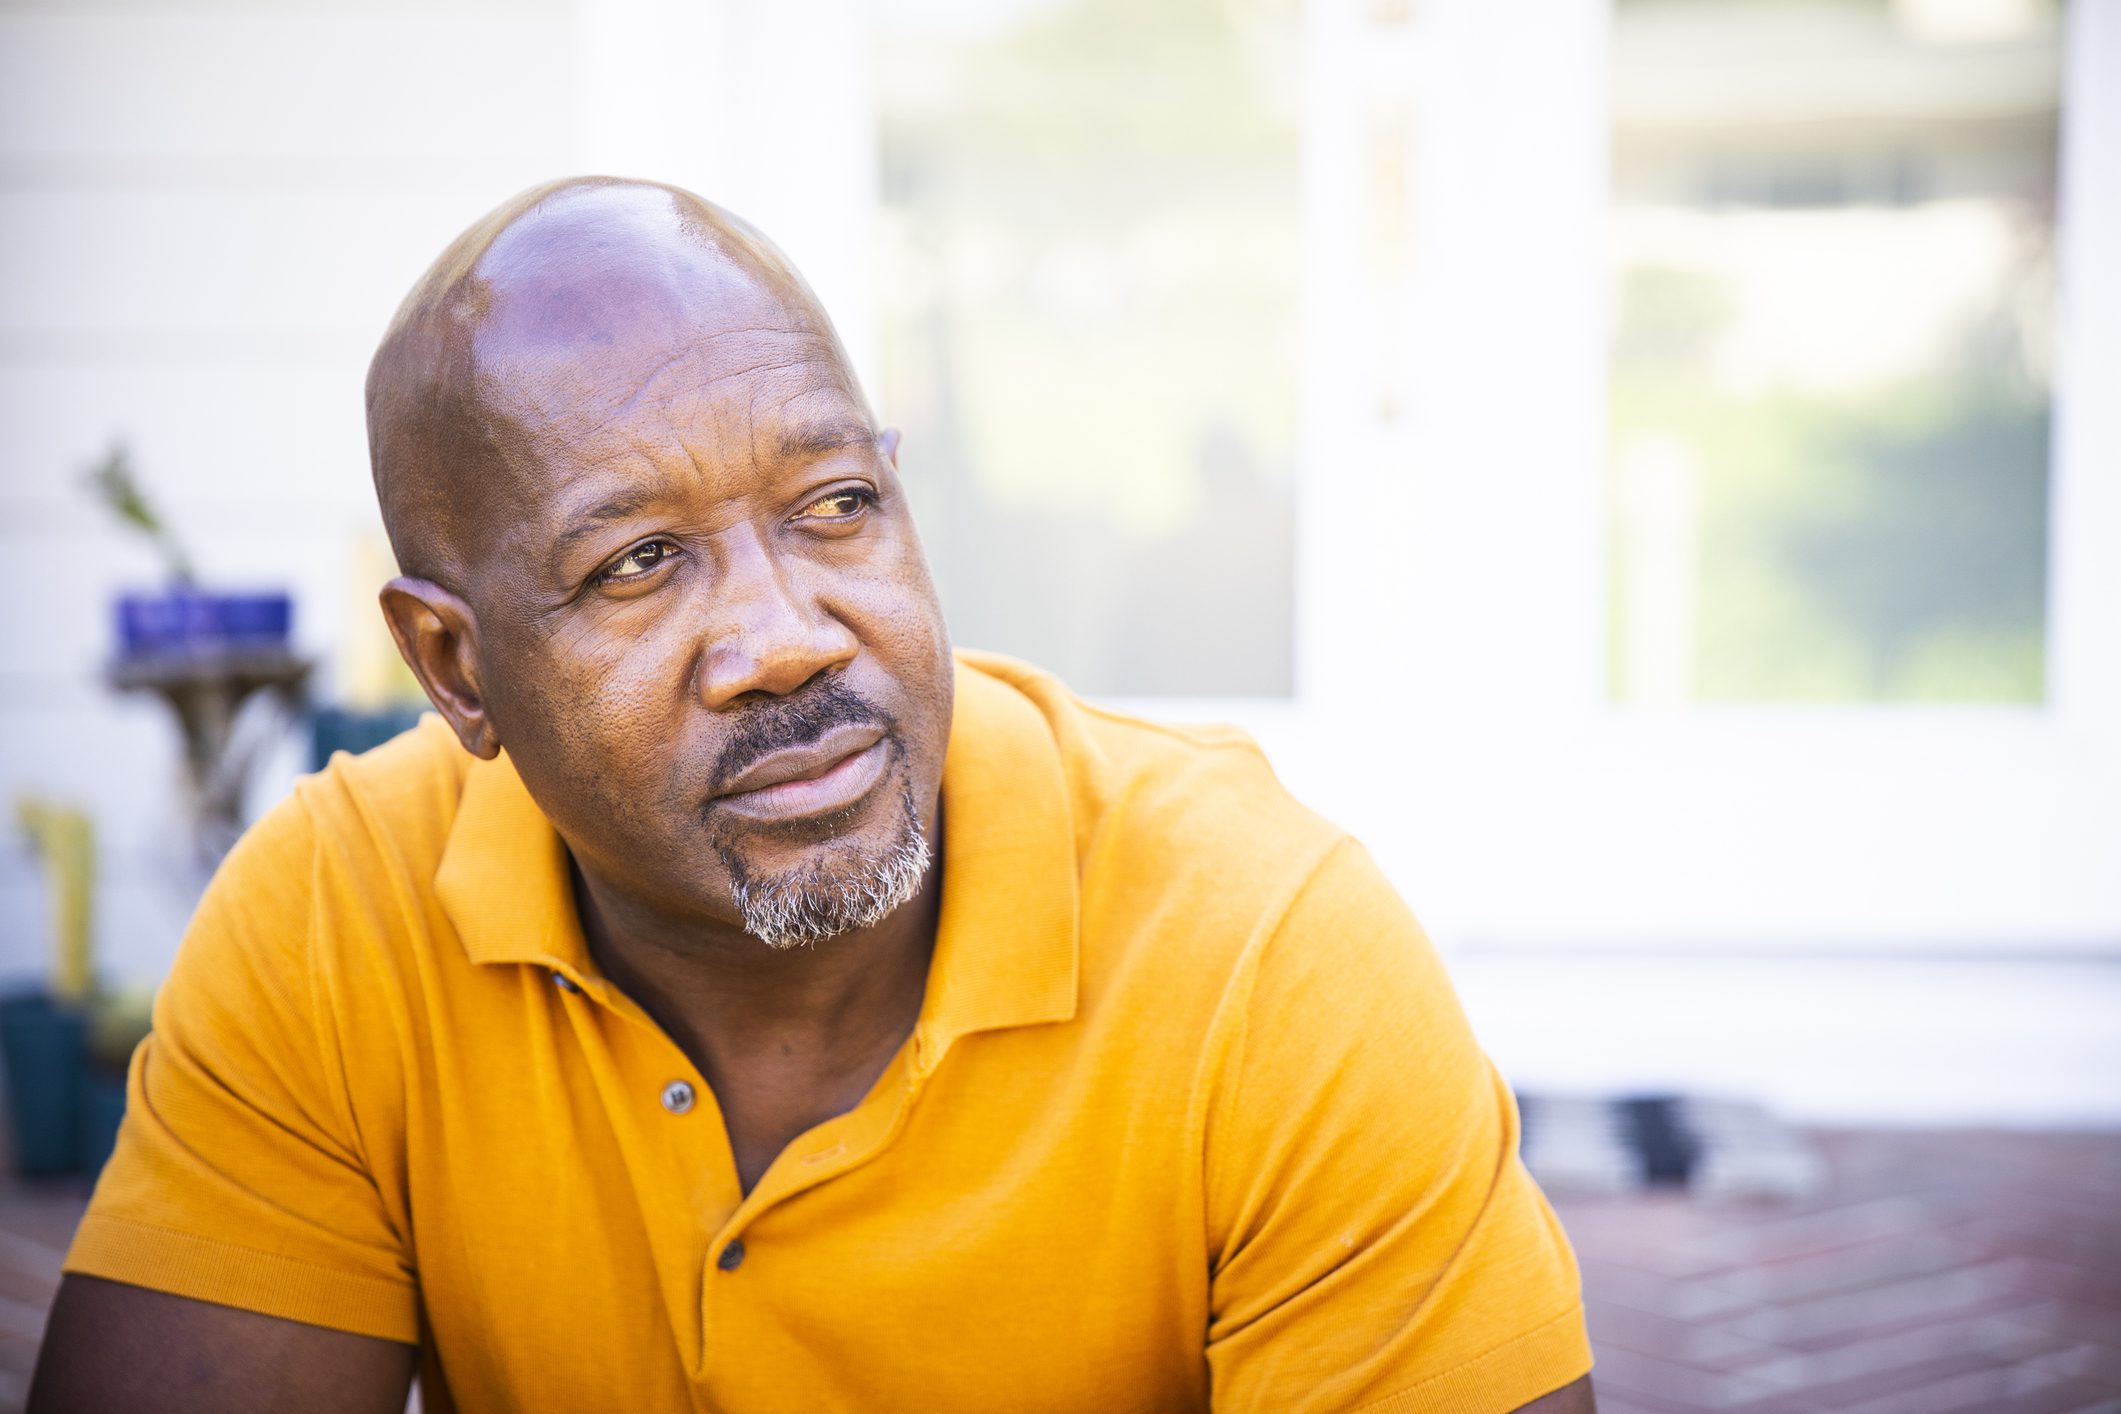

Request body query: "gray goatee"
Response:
[722, 780, 932, 951]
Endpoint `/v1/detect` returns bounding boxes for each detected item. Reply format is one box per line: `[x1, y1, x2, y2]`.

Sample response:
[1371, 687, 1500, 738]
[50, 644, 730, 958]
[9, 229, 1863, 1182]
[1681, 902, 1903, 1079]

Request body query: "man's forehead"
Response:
[538, 375, 875, 499]
[497, 375, 876, 583]
[364, 178, 882, 584]
[493, 325, 860, 460]
[456, 185, 871, 478]
[470, 189, 834, 404]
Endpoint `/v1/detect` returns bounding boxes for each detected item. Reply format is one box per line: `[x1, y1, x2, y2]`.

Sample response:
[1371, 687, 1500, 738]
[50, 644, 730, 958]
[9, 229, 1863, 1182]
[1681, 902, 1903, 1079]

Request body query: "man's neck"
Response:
[567, 845, 944, 1179]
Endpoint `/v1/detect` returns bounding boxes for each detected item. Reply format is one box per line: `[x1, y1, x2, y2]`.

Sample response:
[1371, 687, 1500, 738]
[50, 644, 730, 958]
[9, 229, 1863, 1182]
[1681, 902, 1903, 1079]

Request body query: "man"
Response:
[32, 178, 1594, 1413]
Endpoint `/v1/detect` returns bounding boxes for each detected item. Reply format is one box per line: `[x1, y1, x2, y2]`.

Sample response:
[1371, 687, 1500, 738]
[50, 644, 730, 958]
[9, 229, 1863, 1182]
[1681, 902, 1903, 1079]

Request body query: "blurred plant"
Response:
[87, 989, 154, 1073]
[15, 797, 95, 1005]
[13, 797, 154, 1069]
[86, 442, 195, 584]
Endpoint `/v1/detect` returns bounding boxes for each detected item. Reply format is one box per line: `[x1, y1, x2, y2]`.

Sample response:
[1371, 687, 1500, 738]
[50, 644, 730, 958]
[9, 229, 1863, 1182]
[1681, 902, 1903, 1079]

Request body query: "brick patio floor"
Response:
[0, 1181, 86, 1413]
[0, 1129, 2113, 1411]
[1558, 1130, 2121, 1414]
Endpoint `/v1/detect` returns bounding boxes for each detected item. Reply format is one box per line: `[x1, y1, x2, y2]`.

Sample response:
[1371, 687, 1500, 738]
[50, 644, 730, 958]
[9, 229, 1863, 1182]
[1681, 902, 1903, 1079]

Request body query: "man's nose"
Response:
[692, 531, 857, 709]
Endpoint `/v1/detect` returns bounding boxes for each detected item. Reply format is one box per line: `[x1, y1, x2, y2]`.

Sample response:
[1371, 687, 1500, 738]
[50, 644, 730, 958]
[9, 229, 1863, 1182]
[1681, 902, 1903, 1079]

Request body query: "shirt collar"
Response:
[916, 656, 1081, 1066]
[434, 746, 594, 976]
[434, 655, 1082, 1047]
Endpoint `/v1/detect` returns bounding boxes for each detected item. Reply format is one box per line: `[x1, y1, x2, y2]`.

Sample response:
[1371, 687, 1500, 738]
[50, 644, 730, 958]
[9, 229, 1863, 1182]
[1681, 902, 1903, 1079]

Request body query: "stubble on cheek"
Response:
[489, 618, 720, 903]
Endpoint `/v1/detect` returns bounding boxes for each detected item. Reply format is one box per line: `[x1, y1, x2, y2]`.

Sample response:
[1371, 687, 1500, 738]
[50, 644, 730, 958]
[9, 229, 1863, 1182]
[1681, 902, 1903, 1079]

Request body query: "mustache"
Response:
[708, 676, 897, 794]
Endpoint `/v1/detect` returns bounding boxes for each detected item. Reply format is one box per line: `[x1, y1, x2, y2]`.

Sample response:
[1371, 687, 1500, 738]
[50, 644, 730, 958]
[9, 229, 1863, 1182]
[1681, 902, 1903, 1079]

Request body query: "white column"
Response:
[2049, 0, 2121, 731]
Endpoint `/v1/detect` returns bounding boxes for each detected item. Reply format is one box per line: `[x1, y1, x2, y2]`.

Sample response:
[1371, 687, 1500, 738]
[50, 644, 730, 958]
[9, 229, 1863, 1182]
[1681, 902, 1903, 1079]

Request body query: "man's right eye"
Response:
[598, 540, 678, 584]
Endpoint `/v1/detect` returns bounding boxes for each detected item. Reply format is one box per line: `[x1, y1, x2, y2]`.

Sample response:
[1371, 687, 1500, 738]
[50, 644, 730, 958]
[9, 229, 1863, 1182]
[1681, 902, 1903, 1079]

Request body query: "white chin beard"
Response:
[726, 785, 932, 951]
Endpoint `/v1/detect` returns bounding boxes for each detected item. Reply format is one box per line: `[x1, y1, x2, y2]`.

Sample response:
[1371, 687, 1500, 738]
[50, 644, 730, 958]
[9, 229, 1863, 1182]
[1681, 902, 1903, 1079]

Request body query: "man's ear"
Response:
[378, 576, 501, 759]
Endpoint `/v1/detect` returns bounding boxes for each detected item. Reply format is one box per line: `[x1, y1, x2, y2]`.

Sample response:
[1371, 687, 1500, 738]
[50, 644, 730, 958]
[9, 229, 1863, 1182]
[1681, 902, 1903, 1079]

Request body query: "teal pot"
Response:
[0, 990, 86, 1176]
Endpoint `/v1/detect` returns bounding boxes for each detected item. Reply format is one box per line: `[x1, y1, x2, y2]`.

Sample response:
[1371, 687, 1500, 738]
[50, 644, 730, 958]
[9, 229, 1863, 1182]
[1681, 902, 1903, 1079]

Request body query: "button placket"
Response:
[696, 1048, 933, 1387]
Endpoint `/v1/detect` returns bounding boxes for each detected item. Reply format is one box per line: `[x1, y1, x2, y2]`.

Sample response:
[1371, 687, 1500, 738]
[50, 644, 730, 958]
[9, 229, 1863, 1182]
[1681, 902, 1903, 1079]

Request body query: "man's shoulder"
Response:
[957, 649, 1348, 933]
[959, 649, 1269, 762]
[248, 712, 474, 886]
[960, 649, 1331, 830]
[159, 714, 473, 1059]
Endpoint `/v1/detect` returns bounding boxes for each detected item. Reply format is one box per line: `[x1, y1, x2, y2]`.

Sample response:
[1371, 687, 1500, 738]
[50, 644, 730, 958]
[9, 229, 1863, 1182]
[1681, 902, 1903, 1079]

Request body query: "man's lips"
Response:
[711, 723, 890, 820]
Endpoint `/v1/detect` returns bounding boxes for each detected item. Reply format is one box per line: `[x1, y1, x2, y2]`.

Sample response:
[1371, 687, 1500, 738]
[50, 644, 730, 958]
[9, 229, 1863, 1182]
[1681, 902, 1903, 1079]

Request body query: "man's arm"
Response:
[53, 797, 424, 1394]
[1203, 839, 1595, 1412]
[1515, 1374, 1597, 1414]
[31, 1276, 417, 1414]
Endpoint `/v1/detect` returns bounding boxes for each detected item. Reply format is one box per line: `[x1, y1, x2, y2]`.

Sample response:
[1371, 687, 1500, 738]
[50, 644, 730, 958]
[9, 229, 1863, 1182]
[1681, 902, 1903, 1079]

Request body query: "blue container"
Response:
[80, 1074, 128, 1177]
[312, 705, 427, 769]
[115, 589, 292, 660]
[0, 991, 87, 1177]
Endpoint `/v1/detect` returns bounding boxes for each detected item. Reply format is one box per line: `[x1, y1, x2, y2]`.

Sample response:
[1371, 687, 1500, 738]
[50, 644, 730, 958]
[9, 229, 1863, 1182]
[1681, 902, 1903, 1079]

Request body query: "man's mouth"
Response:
[710, 723, 891, 822]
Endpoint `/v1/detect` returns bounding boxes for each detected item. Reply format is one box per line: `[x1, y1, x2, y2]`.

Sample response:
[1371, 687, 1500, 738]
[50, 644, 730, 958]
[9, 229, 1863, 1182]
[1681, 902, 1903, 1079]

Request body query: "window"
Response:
[874, 0, 1301, 696]
[1607, 0, 2061, 703]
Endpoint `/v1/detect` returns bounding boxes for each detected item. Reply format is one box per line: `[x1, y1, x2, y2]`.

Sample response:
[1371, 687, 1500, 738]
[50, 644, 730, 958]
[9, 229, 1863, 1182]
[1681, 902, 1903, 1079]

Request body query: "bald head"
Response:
[365, 177, 865, 583]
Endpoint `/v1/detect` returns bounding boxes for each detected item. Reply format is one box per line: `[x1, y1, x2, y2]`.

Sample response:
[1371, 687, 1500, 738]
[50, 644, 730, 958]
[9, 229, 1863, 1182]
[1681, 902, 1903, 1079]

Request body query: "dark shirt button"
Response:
[717, 1239, 746, 1272]
[551, 971, 582, 995]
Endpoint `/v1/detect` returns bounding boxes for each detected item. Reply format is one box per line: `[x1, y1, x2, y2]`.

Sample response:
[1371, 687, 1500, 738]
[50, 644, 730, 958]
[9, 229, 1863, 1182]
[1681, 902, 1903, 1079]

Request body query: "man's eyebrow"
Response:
[549, 488, 657, 562]
[777, 419, 878, 464]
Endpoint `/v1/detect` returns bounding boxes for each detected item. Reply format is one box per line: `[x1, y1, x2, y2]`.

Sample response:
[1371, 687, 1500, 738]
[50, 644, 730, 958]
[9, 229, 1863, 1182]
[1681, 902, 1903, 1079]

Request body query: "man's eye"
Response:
[599, 540, 676, 583]
[796, 489, 873, 521]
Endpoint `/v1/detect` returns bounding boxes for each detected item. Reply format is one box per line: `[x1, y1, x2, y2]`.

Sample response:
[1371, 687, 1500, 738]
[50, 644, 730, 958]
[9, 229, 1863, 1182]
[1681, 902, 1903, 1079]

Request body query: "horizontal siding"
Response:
[0, 362, 376, 505]
[0, 4, 581, 985]
[0, 185, 567, 334]
[0, 12, 572, 163]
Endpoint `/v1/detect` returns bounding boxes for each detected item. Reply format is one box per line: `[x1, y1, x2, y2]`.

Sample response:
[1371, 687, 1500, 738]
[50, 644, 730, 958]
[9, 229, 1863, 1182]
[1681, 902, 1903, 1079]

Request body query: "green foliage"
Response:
[1610, 374, 2049, 703]
[85, 442, 195, 584]
[16, 797, 95, 1008]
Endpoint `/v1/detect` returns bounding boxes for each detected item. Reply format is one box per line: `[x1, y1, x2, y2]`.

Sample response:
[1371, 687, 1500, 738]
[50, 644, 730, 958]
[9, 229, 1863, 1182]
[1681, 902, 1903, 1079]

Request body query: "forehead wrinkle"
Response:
[746, 373, 871, 472]
[608, 329, 837, 415]
[582, 347, 863, 495]
[588, 369, 765, 496]
[482, 343, 864, 562]
[535, 403, 747, 539]
[498, 338, 841, 457]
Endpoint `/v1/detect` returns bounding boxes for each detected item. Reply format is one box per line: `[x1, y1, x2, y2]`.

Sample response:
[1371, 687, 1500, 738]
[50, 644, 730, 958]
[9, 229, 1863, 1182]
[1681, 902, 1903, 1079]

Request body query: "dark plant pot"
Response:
[116, 588, 292, 660]
[311, 705, 427, 769]
[80, 1072, 128, 1177]
[0, 991, 86, 1177]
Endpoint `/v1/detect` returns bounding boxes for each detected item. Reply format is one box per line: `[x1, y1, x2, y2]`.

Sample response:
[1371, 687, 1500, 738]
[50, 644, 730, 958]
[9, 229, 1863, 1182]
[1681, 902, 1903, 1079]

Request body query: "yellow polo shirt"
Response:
[68, 652, 1589, 1412]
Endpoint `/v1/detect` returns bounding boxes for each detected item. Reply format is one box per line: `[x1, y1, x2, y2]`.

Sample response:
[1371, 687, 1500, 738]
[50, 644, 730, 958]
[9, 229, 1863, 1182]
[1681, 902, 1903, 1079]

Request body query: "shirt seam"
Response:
[73, 1211, 418, 1291]
[1348, 1304, 1588, 1413]
[1070, 698, 1273, 755]
[961, 650, 1270, 756]
[1195, 834, 1364, 1266]
[290, 785, 360, 1157]
[1396, 1067, 1547, 1346]
[302, 773, 420, 1252]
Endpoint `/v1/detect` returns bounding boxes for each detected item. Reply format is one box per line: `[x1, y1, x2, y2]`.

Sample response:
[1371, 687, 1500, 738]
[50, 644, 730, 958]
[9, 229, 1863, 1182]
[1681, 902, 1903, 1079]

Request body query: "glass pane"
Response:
[874, 0, 1300, 697]
[1607, 0, 2060, 704]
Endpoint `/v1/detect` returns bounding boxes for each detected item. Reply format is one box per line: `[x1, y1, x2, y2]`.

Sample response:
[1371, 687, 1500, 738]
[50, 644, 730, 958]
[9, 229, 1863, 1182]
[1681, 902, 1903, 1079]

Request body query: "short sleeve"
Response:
[1204, 840, 1591, 1414]
[63, 791, 421, 1344]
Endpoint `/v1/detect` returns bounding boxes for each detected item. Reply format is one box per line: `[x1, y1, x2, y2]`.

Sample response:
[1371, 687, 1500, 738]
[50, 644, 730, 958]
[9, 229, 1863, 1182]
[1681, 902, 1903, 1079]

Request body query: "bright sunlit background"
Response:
[1, 0, 2116, 1128]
